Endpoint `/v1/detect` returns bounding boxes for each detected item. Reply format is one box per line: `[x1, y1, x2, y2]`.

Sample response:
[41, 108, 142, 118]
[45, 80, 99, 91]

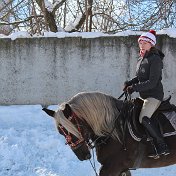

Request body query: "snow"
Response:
[0, 105, 100, 176]
[9, 31, 31, 40]
[114, 30, 142, 36]
[43, 31, 58, 38]
[157, 28, 176, 38]
[65, 15, 83, 32]
[1, 28, 176, 40]
[0, 105, 176, 176]
[43, 0, 63, 12]
[0, 25, 176, 175]
[44, 0, 53, 12]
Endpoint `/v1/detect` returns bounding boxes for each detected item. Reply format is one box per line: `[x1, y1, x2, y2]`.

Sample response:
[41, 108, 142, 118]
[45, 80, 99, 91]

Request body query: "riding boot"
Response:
[142, 116, 170, 158]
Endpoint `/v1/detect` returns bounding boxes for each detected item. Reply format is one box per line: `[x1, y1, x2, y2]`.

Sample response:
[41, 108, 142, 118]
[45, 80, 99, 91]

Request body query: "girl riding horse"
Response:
[123, 30, 170, 158]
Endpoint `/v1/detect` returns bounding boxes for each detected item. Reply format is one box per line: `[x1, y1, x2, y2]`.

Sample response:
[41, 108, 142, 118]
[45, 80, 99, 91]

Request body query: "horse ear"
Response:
[42, 108, 55, 118]
[63, 104, 72, 118]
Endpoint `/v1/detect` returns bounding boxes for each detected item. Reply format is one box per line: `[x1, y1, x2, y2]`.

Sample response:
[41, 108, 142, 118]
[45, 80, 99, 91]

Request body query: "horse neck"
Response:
[115, 99, 124, 111]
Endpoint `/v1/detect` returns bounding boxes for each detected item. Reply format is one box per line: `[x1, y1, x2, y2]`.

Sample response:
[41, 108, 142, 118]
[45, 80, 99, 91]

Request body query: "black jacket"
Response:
[128, 47, 164, 101]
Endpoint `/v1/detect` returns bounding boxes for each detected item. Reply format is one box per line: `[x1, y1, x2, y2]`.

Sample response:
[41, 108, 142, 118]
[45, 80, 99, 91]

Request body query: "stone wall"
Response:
[0, 35, 175, 105]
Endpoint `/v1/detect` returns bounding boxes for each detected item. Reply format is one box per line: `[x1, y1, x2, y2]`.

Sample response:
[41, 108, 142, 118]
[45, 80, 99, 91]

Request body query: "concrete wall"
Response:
[0, 35, 176, 105]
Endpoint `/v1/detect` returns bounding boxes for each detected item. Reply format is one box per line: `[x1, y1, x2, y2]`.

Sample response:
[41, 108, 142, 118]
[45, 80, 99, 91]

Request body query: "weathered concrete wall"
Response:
[0, 35, 176, 105]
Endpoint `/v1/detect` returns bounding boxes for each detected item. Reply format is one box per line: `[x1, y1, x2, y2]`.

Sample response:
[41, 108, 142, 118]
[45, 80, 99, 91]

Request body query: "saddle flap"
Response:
[128, 98, 146, 139]
[158, 96, 173, 112]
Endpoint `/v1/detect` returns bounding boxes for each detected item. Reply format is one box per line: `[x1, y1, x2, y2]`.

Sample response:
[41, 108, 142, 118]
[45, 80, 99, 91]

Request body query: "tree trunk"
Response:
[88, 0, 93, 32]
[35, 0, 58, 32]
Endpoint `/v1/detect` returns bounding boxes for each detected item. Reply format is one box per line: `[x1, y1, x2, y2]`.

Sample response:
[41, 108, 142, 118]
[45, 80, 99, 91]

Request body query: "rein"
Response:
[59, 92, 132, 176]
[87, 92, 131, 149]
[60, 91, 132, 150]
[88, 92, 132, 176]
[89, 150, 99, 176]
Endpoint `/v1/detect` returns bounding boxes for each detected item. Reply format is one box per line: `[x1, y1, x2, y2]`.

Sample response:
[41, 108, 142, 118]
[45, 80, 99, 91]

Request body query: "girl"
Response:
[124, 30, 170, 159]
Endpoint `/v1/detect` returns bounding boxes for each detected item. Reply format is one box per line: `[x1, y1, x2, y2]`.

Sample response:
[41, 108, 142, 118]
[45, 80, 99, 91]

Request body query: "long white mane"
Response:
[54, 92, 122, 142]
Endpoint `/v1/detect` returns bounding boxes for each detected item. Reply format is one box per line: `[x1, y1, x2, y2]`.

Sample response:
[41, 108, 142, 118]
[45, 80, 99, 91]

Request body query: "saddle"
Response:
[122, 96, 176, 142]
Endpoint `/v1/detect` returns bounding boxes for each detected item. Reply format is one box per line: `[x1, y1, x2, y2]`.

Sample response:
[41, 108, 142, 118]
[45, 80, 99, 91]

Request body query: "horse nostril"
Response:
[85, 153, 91, 160]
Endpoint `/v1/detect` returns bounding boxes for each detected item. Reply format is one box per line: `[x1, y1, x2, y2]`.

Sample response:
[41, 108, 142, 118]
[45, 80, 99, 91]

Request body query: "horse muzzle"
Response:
[72, 142, 91, 161]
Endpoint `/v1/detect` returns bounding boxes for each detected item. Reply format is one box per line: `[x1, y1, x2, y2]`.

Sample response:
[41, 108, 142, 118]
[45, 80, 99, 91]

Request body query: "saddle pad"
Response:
[163, 111, 176, 130]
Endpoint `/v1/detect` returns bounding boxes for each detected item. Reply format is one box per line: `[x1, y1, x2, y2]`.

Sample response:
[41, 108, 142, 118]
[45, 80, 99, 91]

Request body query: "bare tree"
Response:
[0, 0, 176, 35]
[0, 0, 12, 34]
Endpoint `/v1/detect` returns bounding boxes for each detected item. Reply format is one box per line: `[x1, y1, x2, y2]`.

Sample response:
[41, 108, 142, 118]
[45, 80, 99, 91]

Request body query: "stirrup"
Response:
[147, 140, 160, 159]
[164, 151, 170, 156]
[148, 148, 170, 159]
[148, 152, 160, 159]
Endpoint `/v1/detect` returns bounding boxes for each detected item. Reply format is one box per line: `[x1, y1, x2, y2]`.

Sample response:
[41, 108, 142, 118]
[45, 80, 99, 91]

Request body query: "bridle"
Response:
[59, 111, 99, 176]
[58, 111, 86, 149]
[59, 110, 108, 150]
[58, 92, 129, 176]
[60, 92, 130, 149]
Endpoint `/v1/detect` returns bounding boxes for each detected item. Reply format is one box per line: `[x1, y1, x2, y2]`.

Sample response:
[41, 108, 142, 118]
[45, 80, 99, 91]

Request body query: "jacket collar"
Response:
[143, 47, 165, 60]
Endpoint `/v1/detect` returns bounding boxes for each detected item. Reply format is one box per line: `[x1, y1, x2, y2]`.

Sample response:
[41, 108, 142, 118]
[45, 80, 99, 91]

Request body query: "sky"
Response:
[0, 105, 176, 176]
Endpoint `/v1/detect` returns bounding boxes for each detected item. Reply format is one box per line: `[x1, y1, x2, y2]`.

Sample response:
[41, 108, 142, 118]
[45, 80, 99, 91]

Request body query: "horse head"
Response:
[42, 92, 123, 162]
[42, 104, 92, 161]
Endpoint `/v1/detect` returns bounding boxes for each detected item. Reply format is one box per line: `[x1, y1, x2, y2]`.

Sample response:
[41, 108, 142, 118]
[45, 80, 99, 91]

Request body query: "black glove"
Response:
[123, 81, 130, 91]
[126, 86, 134, 94]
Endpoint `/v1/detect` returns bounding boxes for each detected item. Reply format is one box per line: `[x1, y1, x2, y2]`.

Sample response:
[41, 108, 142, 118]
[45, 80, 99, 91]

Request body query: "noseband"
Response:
[58, 112, 86, 149]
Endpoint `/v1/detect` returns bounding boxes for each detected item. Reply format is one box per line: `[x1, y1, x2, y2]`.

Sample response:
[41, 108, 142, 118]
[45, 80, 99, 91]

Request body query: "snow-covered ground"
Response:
[0, 105, 176, 176]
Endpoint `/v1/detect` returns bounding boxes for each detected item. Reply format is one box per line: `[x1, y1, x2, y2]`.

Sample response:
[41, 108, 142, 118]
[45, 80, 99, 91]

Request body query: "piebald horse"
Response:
[43, 92, 176, 176]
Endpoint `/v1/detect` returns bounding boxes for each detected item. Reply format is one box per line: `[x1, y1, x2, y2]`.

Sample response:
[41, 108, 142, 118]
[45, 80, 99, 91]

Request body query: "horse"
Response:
[43, 92, 176, 176]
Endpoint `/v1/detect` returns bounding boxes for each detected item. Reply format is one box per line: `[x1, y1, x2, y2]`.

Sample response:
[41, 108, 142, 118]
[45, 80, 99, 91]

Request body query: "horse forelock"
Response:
[54, 108, 82, 139]
[67, 92, 122, 142]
